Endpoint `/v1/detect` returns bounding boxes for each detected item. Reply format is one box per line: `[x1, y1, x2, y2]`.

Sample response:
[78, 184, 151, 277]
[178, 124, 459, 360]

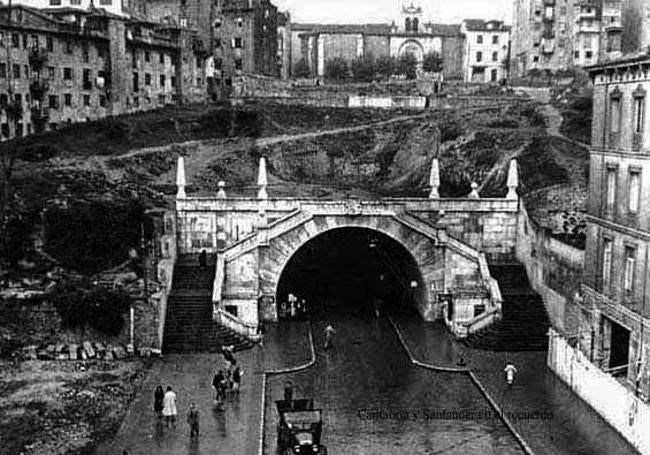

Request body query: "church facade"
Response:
[285, 2, 506, 82]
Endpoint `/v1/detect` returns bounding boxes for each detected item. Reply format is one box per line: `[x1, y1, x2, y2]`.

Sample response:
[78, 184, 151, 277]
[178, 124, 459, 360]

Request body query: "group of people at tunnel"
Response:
[279, 293, 308, 320]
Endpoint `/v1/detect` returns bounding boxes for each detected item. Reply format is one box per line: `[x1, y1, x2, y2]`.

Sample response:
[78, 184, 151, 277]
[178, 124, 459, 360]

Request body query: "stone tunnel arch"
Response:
[260, 215, 444, 321]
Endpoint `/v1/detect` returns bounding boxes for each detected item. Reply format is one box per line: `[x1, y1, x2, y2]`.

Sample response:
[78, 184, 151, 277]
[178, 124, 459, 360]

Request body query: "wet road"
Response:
[265, 304, 525, 455]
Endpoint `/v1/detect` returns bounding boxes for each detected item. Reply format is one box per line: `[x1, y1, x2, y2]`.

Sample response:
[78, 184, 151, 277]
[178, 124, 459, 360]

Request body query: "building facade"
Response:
[288, 1, 467, 81]
[511, 0, 622, 76]
[460, 19, 510, 83]
[580, 55, 650, 404]
[0, 5, 206, 140]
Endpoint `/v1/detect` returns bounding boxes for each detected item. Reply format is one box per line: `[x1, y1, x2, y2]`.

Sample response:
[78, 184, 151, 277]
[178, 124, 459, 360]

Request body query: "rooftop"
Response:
[462, 18, 510, 32]
[291, 22, 462, 37]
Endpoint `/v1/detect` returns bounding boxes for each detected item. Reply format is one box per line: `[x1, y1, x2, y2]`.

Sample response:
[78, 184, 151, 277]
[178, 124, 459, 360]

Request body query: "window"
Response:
[133, 73, 139, 92]
[23, 65, 29, 79]
[0, 94, 7, 107]
[196, 77, 201, 85]
[14, 94, 21, 106]
[171, 76, 176, 87]
[602, 237, 613, 291]
[82, 69, 92, 90]
[585, 51, 593, 59]
[634, 96, 645, 133]
[158, 94, 166, 104]
[12, 64, 20, 79]
[235, 59, 243, 70]
[29, 35, 38, 49]
[47, 66, 55, 80]
[624, 246, 636, 294]
[48, 95, 58, 109]
[215, 38, 221, 48]
[159, 53, 165, 64]
[133, 96, 139, 107]
[65, 40, 72, 54]
[100, 0, 112, 5]
[234, 37, 243, 48]
[610, 97, 621, 133]
[11, 33, 19, 48]
[83, 95, 90, 106]
[629, 170, 641, 213]
[0, 63, 5, 78]
[70, 0, 81, 4]
[606, 166, 617, 211]
[82, 44, 89, 62]
[492, 51, 498, 62]
[22, 35, 27, 49]
[63, 67, 73, 80]
[491, 69, 498, 82]
[476, 51, 482, 62]
[16, 122, 23, 137]
[405, 18, 412, 32]
[492, 35, 499, 44]
[46, 36, 53, 52]
[49, 0, 61, 5]
[1, 123, 7, 138]
[145, 51, 150, 62]
[64, 94, 72, 107]
[533, 56, 539, 63]
[145, 73, 151, 86]
[477, 35, 483, 44]
[159, 74, 166, 88]
[574, 50, 580, 59]
[99, 95, 106, 107]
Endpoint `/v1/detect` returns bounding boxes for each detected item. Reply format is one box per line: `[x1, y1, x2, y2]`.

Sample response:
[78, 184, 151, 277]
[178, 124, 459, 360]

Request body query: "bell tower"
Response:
[399, 1, 423, 33]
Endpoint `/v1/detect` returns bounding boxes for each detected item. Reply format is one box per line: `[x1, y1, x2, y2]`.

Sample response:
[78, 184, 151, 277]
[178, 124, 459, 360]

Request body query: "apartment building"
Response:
[511, 0, 622, 76]
[461, 19, 511, 83]
[580, 54, 650, 409]
[0, 5, 206, 140]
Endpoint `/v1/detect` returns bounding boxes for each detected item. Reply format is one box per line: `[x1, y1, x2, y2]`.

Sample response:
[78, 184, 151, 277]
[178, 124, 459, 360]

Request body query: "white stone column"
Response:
[429, 157, 440, 199]
[506, 159, 519, 200]
[176, 156, 186, 199]
[257, 157, 268, 200]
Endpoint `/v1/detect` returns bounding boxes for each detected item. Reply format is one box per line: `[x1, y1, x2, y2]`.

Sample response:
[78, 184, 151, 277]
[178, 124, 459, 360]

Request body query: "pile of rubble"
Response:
[16, 341, 161, 361]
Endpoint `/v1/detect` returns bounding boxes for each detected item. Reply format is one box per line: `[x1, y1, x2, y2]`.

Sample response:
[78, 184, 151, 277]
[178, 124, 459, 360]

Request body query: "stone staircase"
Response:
[462, 263, 550, 351]
[162, 255, 256, 354]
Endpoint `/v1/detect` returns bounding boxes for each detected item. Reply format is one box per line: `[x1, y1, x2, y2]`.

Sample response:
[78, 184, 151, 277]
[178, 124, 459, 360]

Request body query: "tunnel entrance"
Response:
[276, 227, 425, 320]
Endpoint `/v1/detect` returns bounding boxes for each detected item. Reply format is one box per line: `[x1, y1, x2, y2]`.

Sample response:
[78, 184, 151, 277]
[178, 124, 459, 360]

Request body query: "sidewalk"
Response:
[390, 312, 641, 455]
[94, 321, 312, 455]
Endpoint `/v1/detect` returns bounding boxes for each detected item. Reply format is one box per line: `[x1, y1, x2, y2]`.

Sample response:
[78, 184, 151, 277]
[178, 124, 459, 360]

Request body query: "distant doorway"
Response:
[609, 319, 630, 378]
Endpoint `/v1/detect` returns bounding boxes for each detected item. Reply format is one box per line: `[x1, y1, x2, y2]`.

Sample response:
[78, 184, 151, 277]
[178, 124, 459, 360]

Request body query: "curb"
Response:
[387, 314, 535, 455]
[258, 323, 317, 455]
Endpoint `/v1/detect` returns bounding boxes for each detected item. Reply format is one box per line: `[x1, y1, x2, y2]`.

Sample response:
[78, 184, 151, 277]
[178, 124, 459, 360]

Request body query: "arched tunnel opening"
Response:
[276, 227, 426, 320]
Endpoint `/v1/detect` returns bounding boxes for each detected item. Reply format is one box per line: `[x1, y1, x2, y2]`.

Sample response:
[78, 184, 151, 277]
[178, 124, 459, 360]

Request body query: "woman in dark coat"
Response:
[154, 385, 164, 418]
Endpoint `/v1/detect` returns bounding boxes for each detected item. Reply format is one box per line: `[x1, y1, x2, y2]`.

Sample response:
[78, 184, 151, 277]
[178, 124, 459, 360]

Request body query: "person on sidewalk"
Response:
[153, 385, 164, 419]
[504, 361, 518, 389]
[187, 402, 200, 438]
[213, 370, 224, 403]
[232, 366, 243, 394]
[162, 386, 178, 427]
[323, 324, 335, 350]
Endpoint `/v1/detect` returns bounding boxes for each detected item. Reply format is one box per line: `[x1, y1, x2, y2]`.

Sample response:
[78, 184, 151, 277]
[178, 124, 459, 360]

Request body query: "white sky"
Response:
[274, 0, 513, 25]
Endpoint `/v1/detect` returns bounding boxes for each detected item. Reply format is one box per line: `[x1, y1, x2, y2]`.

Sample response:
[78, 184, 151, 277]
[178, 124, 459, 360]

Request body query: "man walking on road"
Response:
[323, 324, 335, 350]
[162, 386, 178, 427]
[504, 361, 518, 389]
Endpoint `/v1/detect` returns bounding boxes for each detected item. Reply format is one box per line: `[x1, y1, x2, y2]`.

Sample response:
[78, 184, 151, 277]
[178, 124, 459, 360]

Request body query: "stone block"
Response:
[83, 341, 96, 359]
[69, 344, 78, 361]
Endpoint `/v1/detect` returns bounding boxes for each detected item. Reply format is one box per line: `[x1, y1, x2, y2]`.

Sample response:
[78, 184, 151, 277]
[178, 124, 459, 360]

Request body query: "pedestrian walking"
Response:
[504, 361, 518, 389]
[212, 370, 224, 403]
[198, 250, 207, 269]
[323, 324, 335, 350]
[221, 344, 235, 365]
[232, 366, 243, 394]
[153, 385, 164, 418]
[162, 386, 178, 427]
[187, 402, 200, 438]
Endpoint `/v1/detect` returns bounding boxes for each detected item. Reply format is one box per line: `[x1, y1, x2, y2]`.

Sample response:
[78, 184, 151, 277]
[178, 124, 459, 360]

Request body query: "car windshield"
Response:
[295, 432, 313, 445]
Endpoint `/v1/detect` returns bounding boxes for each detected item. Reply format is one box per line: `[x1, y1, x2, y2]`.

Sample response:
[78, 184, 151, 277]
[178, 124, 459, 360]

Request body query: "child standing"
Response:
[187, 402, 199, 438]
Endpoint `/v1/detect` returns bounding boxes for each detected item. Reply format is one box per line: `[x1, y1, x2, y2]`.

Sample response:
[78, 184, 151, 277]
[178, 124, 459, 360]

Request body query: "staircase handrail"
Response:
[212, 253, 226, 304]
[215, 307, 260, 338]
[459, 306, 500, 334]
[395, 211, 503, 311]
[224, 209, 308, 261]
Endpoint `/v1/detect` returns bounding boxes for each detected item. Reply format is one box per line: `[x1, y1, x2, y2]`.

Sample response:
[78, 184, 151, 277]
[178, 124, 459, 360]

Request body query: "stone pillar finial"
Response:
[176, 156, 186, 199]
[506, 159, 519, 200]
[257, 156, 268, 200]
[217, 181, 227, 199]
[468, 182, 480, 199]
[429, 157, 440, 199]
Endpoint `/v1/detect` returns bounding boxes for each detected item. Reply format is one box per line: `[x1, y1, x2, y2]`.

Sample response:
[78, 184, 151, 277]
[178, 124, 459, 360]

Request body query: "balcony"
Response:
[28, 47, 48, 72]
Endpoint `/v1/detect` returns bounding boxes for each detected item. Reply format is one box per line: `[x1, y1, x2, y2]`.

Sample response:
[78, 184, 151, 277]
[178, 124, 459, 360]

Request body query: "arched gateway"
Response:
[164, 156, 522, 341]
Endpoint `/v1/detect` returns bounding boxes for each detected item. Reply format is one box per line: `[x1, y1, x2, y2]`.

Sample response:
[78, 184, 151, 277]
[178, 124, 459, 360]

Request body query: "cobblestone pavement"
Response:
[265, 308, 525, 455]
[94, 321, 312, 455]
[390, 311, 641, 455]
